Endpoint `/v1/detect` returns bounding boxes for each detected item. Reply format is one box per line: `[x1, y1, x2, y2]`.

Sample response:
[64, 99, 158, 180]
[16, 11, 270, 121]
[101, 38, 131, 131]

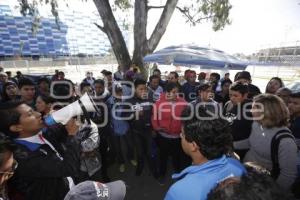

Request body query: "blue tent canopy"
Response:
[143, 44, 249, 70]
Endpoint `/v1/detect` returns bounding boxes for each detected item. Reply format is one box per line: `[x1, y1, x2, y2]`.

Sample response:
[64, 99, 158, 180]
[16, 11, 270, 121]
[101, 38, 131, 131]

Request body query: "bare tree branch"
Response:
[176, 6, 215, 25]
[147, 5, 165, 10]
[194, 15, 215, 23]
[175, 6, 191, 22]
[148, 5, 215, 25]
[93, 22, 106, 33]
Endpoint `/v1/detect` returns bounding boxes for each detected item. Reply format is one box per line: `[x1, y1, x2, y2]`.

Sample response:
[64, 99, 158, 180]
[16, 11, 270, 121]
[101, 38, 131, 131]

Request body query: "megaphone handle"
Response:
[78, 99, 92, 125]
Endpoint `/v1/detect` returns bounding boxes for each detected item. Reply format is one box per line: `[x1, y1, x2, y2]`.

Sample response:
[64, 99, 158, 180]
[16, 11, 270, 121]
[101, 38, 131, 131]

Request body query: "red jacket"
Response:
[151, 93, 187, 136]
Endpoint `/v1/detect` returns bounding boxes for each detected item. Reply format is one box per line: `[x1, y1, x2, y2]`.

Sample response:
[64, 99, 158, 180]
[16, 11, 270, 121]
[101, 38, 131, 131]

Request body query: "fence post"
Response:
[25, 60, 29, 74]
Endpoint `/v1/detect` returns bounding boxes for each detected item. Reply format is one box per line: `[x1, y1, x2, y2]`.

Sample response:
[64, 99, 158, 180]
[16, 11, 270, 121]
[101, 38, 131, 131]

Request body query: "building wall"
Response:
[0, 4, 130, 57]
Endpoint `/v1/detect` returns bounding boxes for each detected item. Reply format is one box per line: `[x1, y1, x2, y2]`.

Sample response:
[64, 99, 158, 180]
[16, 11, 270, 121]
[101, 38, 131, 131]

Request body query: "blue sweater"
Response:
[164, 155, 246, 200]
[182, 82, 200, 102]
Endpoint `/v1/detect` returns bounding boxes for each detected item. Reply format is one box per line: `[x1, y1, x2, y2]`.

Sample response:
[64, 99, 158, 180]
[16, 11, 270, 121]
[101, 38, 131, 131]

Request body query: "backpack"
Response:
[271, 129, 300, 198]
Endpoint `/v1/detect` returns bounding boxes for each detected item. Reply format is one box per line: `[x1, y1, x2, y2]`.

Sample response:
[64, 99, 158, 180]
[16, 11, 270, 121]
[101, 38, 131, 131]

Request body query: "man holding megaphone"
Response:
[0, 92, 101, 200]
[44, 93, 99, 126]
[45, 92, 104, 182]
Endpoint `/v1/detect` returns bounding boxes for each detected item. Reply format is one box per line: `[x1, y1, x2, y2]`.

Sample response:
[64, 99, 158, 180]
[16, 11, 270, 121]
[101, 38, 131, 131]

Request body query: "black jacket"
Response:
[224, 99, 253, 142]
[126, 96, 153, 132]
[214, 92, 230, 107]
[8, 126, 80, 200]
[224, 100, 253, 160]
[248, 84, 261, 99]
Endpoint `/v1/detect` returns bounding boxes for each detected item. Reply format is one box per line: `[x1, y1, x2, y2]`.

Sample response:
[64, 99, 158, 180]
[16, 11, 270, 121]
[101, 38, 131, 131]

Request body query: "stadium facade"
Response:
[0, 4, 131, 58]
[254, 45, 300, 64]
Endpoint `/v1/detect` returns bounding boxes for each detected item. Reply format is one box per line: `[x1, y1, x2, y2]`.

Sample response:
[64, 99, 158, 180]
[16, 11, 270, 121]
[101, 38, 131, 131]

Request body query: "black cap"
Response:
[237, 71, 251, 81]
[101, 69, 108, 74]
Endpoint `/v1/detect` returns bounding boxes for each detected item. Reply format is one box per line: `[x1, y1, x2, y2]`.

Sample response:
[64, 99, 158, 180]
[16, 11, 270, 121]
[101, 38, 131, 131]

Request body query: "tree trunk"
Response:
[132, 0, 148, 79]
[132, 0, 179, 79]
[94, 0, 179, 78]
[93, 0, 132, 72]
[148, 0, 179, 52]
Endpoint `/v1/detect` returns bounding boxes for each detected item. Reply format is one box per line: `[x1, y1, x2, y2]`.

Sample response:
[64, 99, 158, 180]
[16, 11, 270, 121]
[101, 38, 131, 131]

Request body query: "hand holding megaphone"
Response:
[44, 93, 99, 126]
[65, 118, 80, 136]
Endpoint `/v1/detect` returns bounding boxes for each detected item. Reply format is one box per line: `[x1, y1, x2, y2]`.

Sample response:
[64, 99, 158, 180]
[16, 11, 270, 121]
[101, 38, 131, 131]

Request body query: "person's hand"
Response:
[65, 118, 80, 136]
[151, 130, 157, 137]
[157, 127, 167, 132]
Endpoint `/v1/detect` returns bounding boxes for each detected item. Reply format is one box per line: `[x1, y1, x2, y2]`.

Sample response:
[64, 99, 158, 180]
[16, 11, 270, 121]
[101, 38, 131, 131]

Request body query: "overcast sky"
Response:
[1, 0, 300, 55]
[149, 0, 300, 54]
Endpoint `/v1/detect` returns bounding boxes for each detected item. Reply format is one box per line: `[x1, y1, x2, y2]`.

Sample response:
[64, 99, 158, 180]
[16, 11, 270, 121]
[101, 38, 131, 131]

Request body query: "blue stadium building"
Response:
[0, 4, 130, 58]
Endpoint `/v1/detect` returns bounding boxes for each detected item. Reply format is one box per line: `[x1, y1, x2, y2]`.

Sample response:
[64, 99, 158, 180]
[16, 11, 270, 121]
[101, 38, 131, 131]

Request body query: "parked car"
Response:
[286, 81, 300, 93]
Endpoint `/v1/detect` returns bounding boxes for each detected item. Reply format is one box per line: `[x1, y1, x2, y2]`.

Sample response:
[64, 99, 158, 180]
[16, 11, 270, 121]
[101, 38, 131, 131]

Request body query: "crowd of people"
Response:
[0, 64, 299, 200]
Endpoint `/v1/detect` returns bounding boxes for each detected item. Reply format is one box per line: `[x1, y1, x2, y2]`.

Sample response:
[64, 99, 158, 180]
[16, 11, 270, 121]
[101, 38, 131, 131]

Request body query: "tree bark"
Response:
[93, 0, 132, 72]
[132, 0, 179, 79]
[148, 0, 179, 52]
[94, 0, 179, 78]
[132, 0, 148, 75]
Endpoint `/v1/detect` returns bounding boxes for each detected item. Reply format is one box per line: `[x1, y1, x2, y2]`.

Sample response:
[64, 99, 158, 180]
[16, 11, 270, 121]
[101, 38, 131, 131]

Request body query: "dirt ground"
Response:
[107, 162, 175, 200]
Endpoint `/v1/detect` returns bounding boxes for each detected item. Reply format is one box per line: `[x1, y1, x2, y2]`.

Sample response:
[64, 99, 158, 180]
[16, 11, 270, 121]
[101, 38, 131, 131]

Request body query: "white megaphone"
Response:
[45, 93, 98, 126]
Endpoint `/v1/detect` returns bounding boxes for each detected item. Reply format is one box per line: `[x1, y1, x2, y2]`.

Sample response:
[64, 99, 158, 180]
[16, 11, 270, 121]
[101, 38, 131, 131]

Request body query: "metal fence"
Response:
[0, 57, 118, 84]
[253, 41, 300, 65]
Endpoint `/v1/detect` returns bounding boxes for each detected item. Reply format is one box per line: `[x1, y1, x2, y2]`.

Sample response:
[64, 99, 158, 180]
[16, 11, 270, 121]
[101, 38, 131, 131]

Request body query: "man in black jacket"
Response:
[93, 79, 111, 182]
[223, 82, 253, 160]
[0, 101, 81, 200]
[126, 79, 157, 177]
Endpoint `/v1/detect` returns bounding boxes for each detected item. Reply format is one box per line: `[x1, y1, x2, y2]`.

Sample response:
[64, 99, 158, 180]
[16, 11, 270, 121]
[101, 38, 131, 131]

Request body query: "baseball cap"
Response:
[237, 71, 251, 81]
[0, 72, 8, 76]
[64, 180, 126, 200]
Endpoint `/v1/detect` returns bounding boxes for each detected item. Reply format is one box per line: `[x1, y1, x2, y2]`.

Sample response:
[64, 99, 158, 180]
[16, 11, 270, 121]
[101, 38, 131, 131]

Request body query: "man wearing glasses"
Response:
[0, 132, 17, 200]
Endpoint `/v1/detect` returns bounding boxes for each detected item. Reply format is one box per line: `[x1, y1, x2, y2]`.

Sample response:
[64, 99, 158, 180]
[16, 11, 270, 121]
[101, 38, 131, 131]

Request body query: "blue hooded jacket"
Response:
[164, 155, 246, 200]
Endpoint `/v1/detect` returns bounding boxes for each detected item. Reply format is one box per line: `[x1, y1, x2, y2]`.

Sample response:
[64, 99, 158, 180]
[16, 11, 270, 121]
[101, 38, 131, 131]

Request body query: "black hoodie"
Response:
[126, 96, 153, 133]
